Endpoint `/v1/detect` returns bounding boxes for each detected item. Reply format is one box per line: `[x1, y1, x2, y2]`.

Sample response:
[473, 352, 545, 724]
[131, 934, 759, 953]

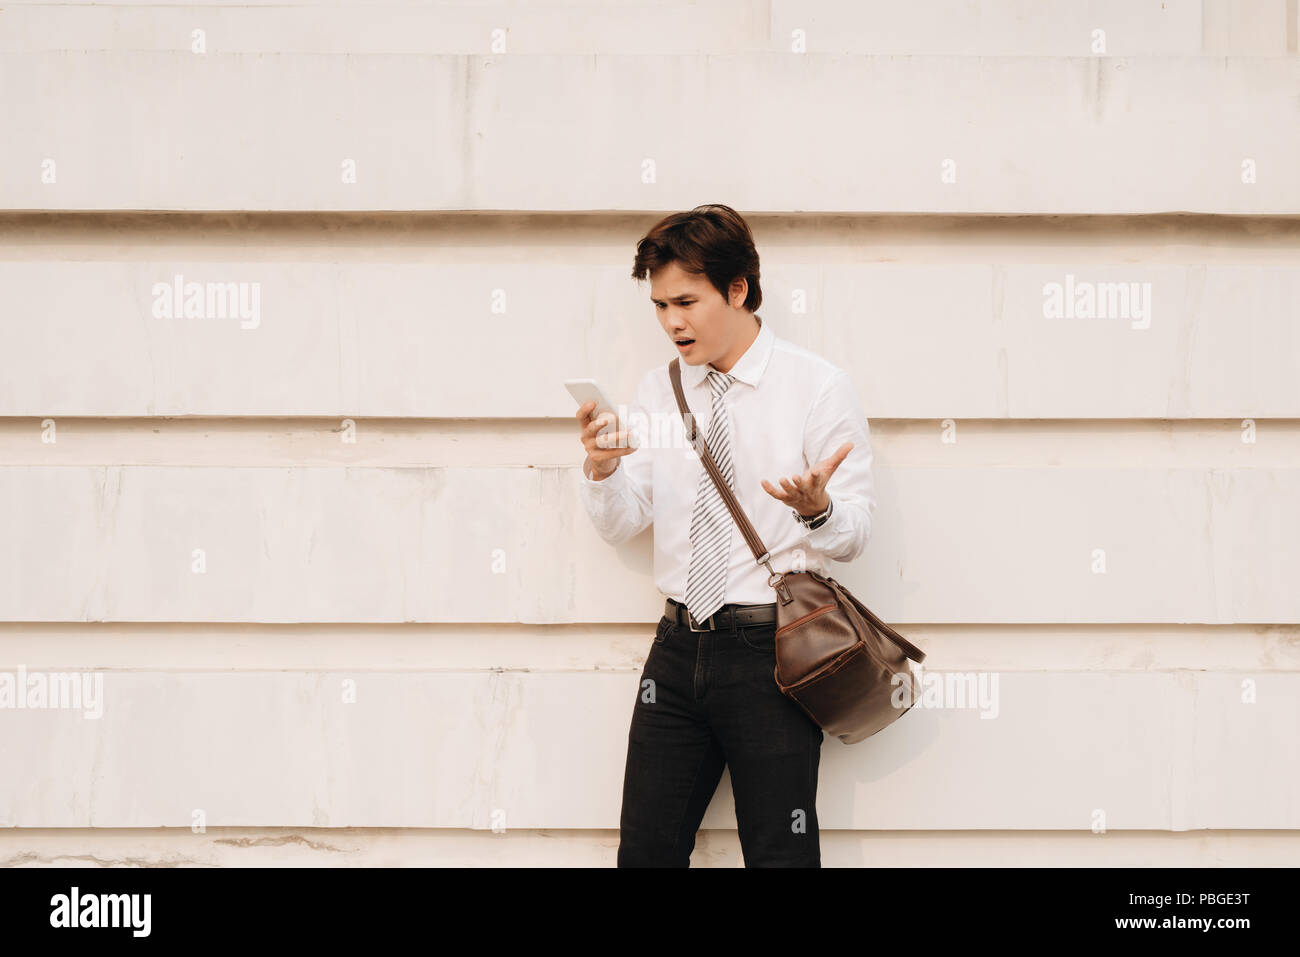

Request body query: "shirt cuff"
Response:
[803, 495, 849, 547]
[581, 458, 628, 491]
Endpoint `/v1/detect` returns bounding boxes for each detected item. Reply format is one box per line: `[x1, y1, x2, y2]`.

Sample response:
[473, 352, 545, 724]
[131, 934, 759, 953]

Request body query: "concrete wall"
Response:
[0, 0, 1297, 866]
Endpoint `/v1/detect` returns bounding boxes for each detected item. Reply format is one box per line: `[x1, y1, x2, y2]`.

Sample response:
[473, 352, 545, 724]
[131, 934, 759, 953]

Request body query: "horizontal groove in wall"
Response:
[1, 212, 1299, 262]
[2, 828, 1299, 869]
[0, 622, 1296, 672]
[0, 419, 1297, 468]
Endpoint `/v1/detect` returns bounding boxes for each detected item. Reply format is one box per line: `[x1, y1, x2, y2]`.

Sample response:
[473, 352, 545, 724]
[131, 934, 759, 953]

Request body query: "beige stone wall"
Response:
[1, 1, 1297, 866]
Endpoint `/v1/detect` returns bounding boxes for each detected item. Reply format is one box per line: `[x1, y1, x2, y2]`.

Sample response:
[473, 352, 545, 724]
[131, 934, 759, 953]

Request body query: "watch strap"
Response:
[795, 497, 833, 529]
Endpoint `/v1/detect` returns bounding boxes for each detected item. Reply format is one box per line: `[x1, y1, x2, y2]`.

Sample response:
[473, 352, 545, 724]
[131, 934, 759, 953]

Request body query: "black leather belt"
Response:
[665, 597, 778, 632]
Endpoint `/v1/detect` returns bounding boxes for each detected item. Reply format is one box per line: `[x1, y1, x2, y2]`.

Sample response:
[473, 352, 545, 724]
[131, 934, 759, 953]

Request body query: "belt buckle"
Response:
[687, 610, 715, 632]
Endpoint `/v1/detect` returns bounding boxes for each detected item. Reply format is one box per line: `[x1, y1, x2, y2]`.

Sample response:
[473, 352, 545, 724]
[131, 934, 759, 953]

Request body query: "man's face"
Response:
[649, 260, 742, 367]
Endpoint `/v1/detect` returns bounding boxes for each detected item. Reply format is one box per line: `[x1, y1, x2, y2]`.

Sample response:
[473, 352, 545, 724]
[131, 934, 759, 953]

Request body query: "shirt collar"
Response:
[680, 315, 774, 391]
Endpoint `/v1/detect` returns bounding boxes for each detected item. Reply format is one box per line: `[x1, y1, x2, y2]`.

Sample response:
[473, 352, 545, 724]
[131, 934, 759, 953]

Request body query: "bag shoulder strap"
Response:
[669, 358, 793, 604]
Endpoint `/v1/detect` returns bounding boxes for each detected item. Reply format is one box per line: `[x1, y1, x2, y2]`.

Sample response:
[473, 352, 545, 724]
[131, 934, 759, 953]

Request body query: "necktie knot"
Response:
[707, 370, 736, 397]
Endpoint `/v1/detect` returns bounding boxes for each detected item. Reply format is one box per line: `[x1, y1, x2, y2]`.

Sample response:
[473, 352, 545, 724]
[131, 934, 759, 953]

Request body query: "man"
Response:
[573, 204, 876, 867]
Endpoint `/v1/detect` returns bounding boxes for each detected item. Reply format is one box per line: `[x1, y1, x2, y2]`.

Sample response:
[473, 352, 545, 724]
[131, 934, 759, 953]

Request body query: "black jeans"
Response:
[617, 610, 824, 867]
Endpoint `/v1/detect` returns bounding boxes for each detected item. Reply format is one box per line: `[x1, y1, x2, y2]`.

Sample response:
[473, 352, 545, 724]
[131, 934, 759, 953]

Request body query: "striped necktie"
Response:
[684, 369, 738, 626]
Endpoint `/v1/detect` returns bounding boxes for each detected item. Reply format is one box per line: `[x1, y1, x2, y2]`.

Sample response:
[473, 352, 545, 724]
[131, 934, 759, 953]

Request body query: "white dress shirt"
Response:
[577, 315, 876, 606]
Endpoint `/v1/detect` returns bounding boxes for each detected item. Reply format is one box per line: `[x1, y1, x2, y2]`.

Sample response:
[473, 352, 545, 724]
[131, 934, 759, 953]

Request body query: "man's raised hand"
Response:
[576, 400, 638, 481]
[760, 442, 853, 517]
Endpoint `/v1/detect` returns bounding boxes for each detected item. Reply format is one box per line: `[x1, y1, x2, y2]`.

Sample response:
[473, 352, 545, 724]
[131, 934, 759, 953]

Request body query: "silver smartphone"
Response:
[564, 378, 620, 434]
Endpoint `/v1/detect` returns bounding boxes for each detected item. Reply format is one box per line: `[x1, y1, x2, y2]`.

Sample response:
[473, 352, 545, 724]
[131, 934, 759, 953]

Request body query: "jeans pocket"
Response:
[738, 623, 777, 654]
[653, 617, 672, 644]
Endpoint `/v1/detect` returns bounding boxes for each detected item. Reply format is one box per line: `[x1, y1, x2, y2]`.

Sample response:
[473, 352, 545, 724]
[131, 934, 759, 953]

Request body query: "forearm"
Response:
[578, 456, 652, 545]
[800, 370, 876, 562]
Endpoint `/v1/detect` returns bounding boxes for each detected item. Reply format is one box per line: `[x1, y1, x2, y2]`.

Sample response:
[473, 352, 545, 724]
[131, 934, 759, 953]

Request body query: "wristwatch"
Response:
[793, 497, 833, 530]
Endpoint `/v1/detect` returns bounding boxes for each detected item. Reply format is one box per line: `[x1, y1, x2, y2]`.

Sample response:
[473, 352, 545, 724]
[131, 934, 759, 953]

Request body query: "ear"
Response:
[729, 277, 748, 309]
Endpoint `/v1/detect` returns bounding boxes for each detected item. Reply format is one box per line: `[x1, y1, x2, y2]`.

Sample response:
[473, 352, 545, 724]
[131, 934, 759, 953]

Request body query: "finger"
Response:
[818, 441, 854, 473]
[801, 468, 825, 492]
[582, 411, 617, 438]
[779, 477, 799, 495]
[761, 479, 790, 502]
[593, 445, 637, 461]
[605, 429, 640, 450]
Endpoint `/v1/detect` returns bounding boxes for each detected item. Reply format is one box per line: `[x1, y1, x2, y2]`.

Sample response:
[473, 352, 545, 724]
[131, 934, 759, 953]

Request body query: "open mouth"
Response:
[674, 337, 695, 348]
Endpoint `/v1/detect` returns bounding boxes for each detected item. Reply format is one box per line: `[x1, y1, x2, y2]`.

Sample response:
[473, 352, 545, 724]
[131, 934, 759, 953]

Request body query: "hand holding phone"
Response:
[566, 378, 638, 480]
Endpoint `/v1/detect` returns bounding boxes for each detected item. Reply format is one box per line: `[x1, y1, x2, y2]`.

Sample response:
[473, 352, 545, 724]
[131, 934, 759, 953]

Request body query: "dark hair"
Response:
[631, 204, 762, 313]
